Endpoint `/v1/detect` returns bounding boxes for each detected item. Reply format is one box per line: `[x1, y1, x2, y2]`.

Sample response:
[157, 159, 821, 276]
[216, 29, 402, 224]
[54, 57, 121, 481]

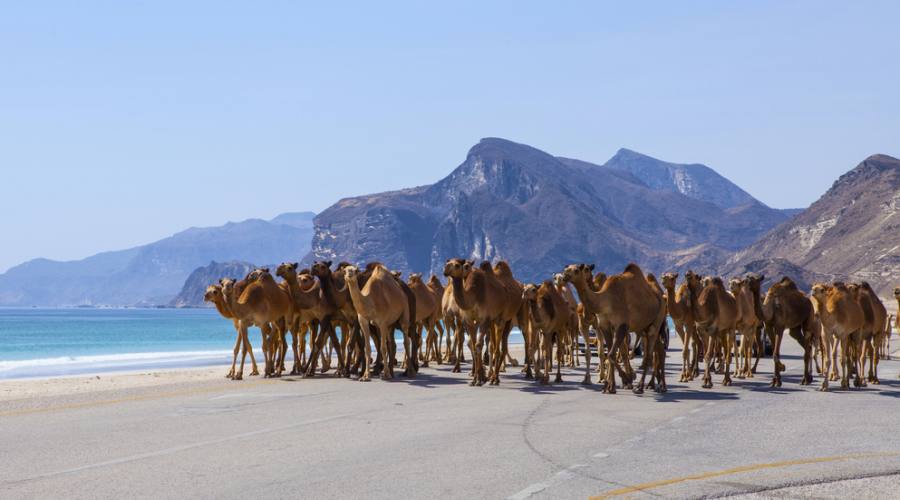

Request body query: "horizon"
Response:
[2, 1, 899, 271]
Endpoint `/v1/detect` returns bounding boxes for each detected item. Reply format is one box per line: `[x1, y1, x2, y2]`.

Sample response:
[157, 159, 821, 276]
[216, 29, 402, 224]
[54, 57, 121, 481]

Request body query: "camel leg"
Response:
[234, 322, 250, 381]
[491, 322, 505, 384]
[770, 328, 784, 388]
[580, 323, 592, 385]
[468, 323, 482, 386]
[676, 322, 690, 382]
[701, 329, 715, 389]
[419, 324, 430, 368]
[228, 326, 241, 379]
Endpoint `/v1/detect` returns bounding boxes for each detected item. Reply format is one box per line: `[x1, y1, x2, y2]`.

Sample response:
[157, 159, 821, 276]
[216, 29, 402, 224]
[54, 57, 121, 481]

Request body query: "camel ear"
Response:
[292, 262, 299, 268]
[324, 260, 332, 268]
[588, 264, 595, 272]
[759, 274, 765, 282]
[673, 272, 679, 279]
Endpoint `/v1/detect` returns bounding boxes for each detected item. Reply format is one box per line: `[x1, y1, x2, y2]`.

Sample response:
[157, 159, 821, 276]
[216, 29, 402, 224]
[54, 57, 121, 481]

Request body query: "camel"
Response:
[849, 282, 887, 385]
[745, 274, 767, 374]
[562, 263, 666, 393]
[343, 264, 414, 381]
[426, 275, 447, 362]
[308, 261, 359, 377]
[522, 281, 570, 384]
[222, 268, 293, 379]
[492, 261, 525, 373]
[762, 277, 817, 388]
[553, 273, 581, 367]
[407, 273, 442, 367]
[730, 278, 761, 379]
[443, 258, 513, 386]
[204, 283, 259, 378]
[693, 277, 738, 388]
[662, 272, 699, 382]
[811, 282, 864, 391]
[442, 260, 473, 373]
[275, 262, 338, 375]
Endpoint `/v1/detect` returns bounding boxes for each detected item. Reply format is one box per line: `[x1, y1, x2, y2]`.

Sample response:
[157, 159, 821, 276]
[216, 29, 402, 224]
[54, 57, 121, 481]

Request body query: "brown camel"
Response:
[343, 264, 413, 381]
[562, 263, 666, 393]
[762, 277, 817, 388]
[522, 281, 570, 384]
[730, 278, 761, 379]
[745, 274, 767, 374]
[443, 258, 511, 386]
[275, 262, 336, 375]
[224, 268, 293, 379]
[309, 261, 359, 377]
[205, 283, 259, 378]
[407, 273, 442, 367]
[662, 272, 700, 382]
[811, 282, 864, 391]
[553, 273, 581, 367]
[492, 261, 525, 373]
[693, 277, 738, 388]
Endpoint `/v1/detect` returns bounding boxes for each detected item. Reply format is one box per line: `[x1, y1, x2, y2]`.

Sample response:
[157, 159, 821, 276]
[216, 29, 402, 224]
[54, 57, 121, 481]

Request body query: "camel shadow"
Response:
[393, 371, 470, 388]
[515, 380, 605, 394]
[651, 388, 740, 402]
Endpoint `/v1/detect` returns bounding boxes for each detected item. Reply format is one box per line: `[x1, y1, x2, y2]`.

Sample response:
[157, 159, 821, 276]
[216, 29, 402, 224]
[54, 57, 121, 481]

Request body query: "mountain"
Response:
[307, 138, 791, 282]
[724, 154, 900, 297]
[169, 260, 257, 308]
[0, 212, 315, 307]
[603, 148, 760, 209]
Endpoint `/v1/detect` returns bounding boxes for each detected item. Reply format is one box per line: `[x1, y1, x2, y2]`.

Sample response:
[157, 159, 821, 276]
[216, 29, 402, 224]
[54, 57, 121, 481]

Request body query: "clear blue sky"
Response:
[1, 1, 898, 272]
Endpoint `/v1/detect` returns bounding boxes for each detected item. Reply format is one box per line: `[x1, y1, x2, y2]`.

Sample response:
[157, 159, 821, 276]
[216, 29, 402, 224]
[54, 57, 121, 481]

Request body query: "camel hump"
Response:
[479, 261, 493, 272]
[711, 276, 724, 287]
[493, 261, 513, 277]
[623, 263, 644, 276]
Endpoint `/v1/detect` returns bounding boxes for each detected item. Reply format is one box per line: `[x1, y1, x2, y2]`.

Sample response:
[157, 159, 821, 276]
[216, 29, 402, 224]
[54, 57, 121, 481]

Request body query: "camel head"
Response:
[810, 283, 829, 298]
[552, 273, 565, 287]
[561, 263, 592, 284]
[219, 277, 236, 298]
[275, 262, 299, 280]
[522, 283, 539, 301]
[443, 258, 470, 279]
[746, 274, 765, 294]
[728, 277, 746, 295]
[298, 273, 317, 290]
[684, 270, 703, 292]
[311, 260, 333, 278]
[894, 286, 900, 299]
[342, 265, 360, 282]
[427, 274, 442, 287]
[246, 268, 270, 282]
[661, 272, 678, 289]
[391, 270, 402, 280]
[846, 282, 861, 298]
[408, 273, 423, 285]
[204, 284, 224, 304]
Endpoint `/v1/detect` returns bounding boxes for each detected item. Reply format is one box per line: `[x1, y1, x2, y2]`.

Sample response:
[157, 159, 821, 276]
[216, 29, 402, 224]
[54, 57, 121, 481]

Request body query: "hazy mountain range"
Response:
[0, 213, 315, 306]
[3, 138, 897, 307]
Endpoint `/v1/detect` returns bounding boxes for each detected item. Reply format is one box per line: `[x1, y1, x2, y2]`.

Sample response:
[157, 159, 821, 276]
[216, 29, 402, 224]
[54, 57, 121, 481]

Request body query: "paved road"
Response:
[2, 339, 900, 499]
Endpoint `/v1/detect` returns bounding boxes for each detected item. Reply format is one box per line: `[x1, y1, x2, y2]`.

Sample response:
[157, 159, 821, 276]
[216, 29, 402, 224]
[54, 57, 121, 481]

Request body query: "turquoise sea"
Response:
[0, 308, 525, 379]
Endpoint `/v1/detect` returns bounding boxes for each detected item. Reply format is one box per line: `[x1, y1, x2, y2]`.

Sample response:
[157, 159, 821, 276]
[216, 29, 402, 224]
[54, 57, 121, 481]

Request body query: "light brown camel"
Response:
[343, 264, 413, 381]
[693, 277, 738, 388]
[224, 268, 293, 379]
[275, 262, 336, 375]
[811, 282, 864, 391]
[308, 261, 356, 377]
[762, 277, 817, 388]
[522, 281, 570, 384]
[849, 282, 887, 385]
[492, 261, 525, 373]
[443, 258, 510, 386]
[442, 260, 473, 373]
[205, 283, 259, 378]
[562, 263, 666, 393]
[553, 273, 581, 367]
[730, 277, 761, 379]
[745, 274, 767, 374]
[407, 273, 441, 367]
[426, 275, 447, 362]
[662, 272, 699, 382]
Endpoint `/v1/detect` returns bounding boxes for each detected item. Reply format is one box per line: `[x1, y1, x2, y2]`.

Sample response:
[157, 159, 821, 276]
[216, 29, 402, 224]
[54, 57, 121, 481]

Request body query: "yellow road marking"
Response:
[589, 452, 900, 499]
[0, 379, 275, 418]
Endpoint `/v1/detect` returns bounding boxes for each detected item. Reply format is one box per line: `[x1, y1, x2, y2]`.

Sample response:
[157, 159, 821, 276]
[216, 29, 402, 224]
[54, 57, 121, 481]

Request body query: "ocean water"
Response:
[0, 308, 525, 380]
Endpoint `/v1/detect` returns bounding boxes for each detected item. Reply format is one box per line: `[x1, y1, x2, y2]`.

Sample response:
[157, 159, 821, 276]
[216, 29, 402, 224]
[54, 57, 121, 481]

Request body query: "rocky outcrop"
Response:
[724, 154, 900, 297]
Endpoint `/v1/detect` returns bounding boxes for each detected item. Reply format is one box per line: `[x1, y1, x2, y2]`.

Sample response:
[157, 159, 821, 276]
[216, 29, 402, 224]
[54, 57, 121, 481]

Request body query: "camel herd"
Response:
[203, 258, 898, 393]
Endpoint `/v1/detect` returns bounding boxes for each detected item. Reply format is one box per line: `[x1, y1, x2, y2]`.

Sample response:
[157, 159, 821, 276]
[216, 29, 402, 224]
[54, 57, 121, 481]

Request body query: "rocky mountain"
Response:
[724, 154, 900, 297]
[169, 260, 257, 308]
[0, 212, 315, 307]
[307, 138, 792, 282]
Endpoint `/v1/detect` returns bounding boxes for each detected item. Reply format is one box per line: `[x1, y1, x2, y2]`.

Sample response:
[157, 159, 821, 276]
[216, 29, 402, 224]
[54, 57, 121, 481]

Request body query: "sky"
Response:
[1, 1, 898, 272]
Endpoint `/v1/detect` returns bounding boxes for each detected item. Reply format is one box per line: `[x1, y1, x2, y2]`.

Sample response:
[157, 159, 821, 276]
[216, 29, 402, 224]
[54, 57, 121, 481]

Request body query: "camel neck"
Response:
[664, 285, 678, 312]
[450, 275, 472, 310]
[318, 272, 342, 308]
[345, 276, 374, 318]
[571, 279, 605, 315]
[212, 298, 233, 319]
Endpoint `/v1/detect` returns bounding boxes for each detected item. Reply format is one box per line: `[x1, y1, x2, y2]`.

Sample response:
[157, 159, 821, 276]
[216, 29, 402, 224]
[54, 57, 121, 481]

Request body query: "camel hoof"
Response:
[469, 379, 477, 387]
[581, 377, 591, 385]
[234, 374, 243, 381]
[633, 387, 644, 395]
[249, 370, 259, 376]
[509, 358, 519, 367]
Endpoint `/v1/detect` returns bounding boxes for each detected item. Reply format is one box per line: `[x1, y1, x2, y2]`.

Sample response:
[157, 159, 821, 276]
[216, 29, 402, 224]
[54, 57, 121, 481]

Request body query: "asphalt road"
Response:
[2, 338, 900, 499]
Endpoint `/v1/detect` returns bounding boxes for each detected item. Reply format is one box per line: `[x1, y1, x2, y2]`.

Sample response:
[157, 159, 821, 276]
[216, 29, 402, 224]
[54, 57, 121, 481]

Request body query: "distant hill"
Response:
[0, 212, 314, 307]
[169, 260, 257, 308]
[723, 154, 900, 297]
[306, 138, 791, 282]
